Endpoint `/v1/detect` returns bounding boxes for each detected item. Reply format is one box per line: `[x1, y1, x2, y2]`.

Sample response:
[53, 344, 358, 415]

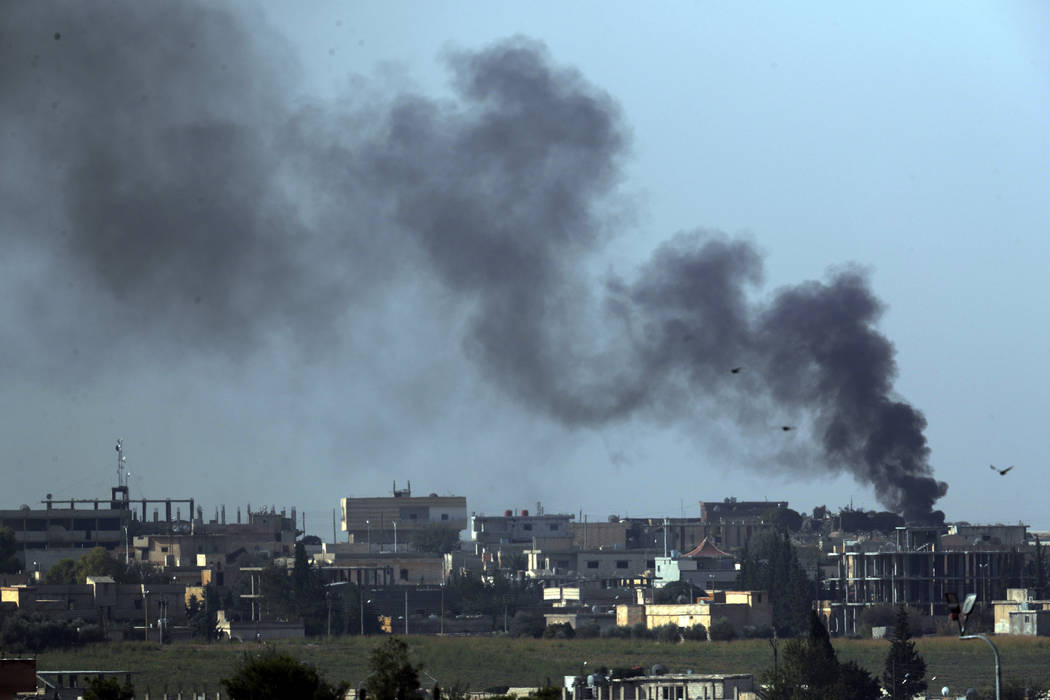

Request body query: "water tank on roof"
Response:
[505, 510, 513, 517]
[521, 509, 529, 516]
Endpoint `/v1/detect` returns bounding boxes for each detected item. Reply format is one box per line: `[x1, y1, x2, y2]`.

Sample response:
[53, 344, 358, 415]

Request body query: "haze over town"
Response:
[2, 3, 1047, 529]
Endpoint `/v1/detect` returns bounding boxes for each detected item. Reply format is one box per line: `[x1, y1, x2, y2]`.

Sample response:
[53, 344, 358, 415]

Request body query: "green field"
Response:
[36, 635, 1050, 696]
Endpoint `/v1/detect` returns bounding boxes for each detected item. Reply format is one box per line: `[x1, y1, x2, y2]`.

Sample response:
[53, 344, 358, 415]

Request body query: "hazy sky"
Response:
[3, 2, 1048, 534]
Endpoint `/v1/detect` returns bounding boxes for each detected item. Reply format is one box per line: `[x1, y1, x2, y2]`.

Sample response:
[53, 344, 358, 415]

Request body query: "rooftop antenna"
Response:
[115, 439, 128, 488]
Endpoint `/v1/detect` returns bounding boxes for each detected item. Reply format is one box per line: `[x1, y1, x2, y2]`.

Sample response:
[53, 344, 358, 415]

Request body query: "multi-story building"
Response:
[340, 482, 467, 550]
[654, 538, 738, 590]
[820, 524, 1031, 635]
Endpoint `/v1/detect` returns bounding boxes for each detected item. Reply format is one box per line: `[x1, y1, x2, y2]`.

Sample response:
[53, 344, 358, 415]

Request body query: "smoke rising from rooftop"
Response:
[1, 5, 946, 520]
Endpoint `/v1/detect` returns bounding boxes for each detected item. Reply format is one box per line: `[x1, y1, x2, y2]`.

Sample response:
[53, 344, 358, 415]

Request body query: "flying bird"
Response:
[990, 464, 1013, 475]
[780, 426, 793, 432]
[730, 367, 743, 374]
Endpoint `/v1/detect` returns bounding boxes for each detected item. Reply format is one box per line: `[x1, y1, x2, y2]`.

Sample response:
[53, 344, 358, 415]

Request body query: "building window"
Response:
[550, 524, 559, 531]
[616, 560, 628, 569]
[756, 593, 762, 603]
[523, 524, 533, 531]
[587, 561, 599, 569]
[400, 568, 409, 581]
[160, 547, 168, 553]
[441, 514, 448, 521]
[646, 560, 655, 569]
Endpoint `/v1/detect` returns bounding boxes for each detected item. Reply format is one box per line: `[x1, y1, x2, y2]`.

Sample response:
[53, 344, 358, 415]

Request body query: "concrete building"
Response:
[654, 538, 738, 590]
[617, 590, 771, 637]
[340, 482, 467, 550]
[821, 524, 1031, 635]
[526, 547, 659, 584]
[992, 589, 1050, 635]
[1, 578, 186, 639]
[132, 507, 298, 567]
[593, 673, 758, 700]
[471, 509, 574, 552]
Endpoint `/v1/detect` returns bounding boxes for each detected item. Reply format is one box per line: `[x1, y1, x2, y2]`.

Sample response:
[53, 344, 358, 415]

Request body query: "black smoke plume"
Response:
[0, 5, 946, 520]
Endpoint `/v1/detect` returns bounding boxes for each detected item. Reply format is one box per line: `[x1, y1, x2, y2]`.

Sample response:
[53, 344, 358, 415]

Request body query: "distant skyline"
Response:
[2, 3, 1047, 531]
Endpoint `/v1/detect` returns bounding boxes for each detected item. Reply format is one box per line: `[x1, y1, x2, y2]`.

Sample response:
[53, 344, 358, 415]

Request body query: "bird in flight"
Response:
[989, 464, 1014, 475]
[730, 367, 743, 374]
[780, 426, 793, 432]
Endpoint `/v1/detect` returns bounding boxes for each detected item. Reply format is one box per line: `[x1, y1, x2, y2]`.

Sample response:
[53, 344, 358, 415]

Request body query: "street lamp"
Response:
[366, 520, 371, 552]
[946, 592, 1001, 700]
[143, 588, 150, 643]
[123, 527, 129, 565]
[393, 521, 397, 554]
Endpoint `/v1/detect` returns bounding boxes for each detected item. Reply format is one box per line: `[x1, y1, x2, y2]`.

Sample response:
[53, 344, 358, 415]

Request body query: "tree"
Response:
[508, 609, 545, 638]
[765, 610, 880, 700]
[882, 605, 927, 700]
[222, 650, 347, 700]
[187, 587, 220, 640]
[45, 558, 79, 584]
[737, 531, 812, 636]
[763, 507, 803, 534]
[74, 547, 124, 583]
[365, 637, 420, 700]
[83, 677, 135, 700]
[708, 618, 736, 641]
[0, 527, 20, 573]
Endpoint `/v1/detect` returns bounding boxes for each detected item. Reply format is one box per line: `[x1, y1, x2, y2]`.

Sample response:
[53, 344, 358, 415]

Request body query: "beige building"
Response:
[616, 590, 771, 637]
[340, 483, 467, 550]
[992, 588, 1050, 635]
[2, 577, 186, 638]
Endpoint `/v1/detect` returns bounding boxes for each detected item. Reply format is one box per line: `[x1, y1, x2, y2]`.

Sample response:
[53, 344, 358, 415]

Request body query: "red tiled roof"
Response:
[681, 537, 729, 558]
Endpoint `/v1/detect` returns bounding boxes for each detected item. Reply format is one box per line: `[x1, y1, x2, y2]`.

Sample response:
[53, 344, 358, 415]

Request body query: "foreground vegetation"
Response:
[36, 634, 1050, 696]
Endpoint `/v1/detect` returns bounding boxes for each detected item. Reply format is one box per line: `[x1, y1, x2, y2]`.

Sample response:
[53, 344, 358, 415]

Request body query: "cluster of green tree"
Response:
[0, 610, 105, 651]
[0, 527, 20, 573]
[444, 568, 540, 626]
[736, 531, 813, 636]
[186, 585, 221, 640]
[762, 507, 804, 533]
[221, 636, 425, 700]
[44, 546, 169, 585]
[222, 649, 349, 699]
[764, 610, 882, 700]
[222, 543, 381, 636]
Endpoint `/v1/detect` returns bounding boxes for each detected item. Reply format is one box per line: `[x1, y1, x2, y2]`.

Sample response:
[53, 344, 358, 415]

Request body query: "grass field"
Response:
[36, 634, 1050, 696]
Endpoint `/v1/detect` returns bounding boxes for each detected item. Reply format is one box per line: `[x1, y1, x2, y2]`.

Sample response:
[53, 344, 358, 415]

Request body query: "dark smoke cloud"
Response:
[1, 5, 946, 519]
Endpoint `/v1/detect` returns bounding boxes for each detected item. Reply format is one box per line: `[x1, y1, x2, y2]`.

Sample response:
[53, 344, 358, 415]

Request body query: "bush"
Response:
[508, 610, 545, 638]
[680, 624, 708, 641]
[542, 622, 575, 639]
[742, 624, 773, 639]
[600, 625, 631, 639]
[708, 618, 736, 641]
[630, 622, 653, 640]
[575, 623, 601, 639]
[654, 623, 681, 643]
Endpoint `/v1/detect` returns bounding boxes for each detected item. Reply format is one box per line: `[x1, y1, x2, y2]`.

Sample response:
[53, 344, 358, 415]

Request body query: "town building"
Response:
[992, 588, 1050, 636]
[820, 524, 1032, 635]
[340, 482, 467, 550]
[654, 538, 738, 590]
[567, 672, 758, 700]
[1, 577, 186, 640]
[617, 590, 771, 637]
